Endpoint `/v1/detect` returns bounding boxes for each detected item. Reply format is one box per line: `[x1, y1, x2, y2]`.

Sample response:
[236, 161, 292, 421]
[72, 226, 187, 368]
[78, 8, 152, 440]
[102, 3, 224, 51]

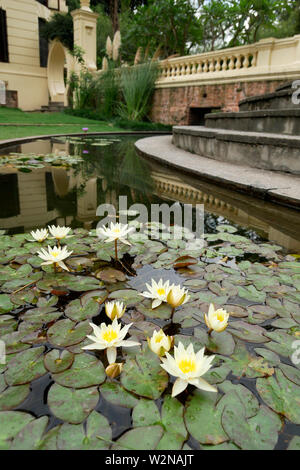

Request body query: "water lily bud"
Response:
[105, 301, 126, 320]
[167, 284, 190, 308]
[204, 303, 229, 333]
[147, 329, 173, 357]
[105, 362, 123, 378]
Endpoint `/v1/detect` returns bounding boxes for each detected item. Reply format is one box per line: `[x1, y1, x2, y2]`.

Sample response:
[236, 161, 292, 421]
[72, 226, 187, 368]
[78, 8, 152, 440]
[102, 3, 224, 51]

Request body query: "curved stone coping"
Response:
[0, 131, 171, 149]
[172, 126, 300, 148]
[135, 135, 300, 209]
[239, 87, 293, 106]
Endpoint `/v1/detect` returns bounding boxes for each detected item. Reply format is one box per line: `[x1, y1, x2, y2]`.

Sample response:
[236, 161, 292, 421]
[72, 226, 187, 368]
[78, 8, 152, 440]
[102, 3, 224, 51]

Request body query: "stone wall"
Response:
[150, 80, 286, 125]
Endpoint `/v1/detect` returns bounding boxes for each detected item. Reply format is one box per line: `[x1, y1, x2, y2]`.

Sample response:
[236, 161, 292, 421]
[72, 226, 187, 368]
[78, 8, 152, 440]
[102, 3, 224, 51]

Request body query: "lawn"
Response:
[0, 107, 124, 140]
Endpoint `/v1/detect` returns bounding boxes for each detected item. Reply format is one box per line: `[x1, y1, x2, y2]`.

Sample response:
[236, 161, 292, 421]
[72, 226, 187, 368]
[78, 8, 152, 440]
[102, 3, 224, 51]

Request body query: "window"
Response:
[38, 18, 48, 68]
[0, 8, 9, 63]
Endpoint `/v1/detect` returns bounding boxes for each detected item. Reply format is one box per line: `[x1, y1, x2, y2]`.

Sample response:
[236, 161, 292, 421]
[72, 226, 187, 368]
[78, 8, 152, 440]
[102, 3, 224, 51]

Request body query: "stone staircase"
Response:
[172, 82, 300, 175]
[41, 101, 66, 113]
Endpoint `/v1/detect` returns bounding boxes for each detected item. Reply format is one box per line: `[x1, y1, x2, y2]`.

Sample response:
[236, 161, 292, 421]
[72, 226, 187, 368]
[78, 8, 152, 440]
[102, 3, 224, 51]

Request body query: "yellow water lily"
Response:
[167, 284, 190, 308]
[147, 329, 173, 357]
[29, 228, 49, 243]
[204, 303, 229, 333]
[37, 245, 73, 272]
[160, 342, 217, 397]
[97, 222, 134, 260]
[141, 278, 171, 309]
[82, 318, 140, 364]
[105, 301, 126, 320]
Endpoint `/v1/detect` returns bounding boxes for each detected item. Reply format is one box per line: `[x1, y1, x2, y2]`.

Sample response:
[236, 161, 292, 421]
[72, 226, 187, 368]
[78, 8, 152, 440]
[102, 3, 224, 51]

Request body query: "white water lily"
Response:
[167, 284, 190, 308]
[82, 318, 140, 364]
[97, 222, 134, 245]
[105, 301, 126, 320]
[205, 304, 229, 333]
[147, 329, 173, 357]
[30, 228, 49, 243]
[48, 225, 72, 241]
[160, 342, 217, 397]
[37, 245, 73, 272]
[141, 278, 171, 309]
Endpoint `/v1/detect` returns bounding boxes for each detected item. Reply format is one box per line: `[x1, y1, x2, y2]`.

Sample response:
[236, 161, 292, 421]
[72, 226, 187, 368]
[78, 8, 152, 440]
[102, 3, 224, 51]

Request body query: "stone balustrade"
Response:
[156, 35, 300, 87]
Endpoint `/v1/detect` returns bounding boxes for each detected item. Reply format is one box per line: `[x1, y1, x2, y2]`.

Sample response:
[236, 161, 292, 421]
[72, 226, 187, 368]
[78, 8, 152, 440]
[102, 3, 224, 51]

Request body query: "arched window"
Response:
[0, 8, 9, 63]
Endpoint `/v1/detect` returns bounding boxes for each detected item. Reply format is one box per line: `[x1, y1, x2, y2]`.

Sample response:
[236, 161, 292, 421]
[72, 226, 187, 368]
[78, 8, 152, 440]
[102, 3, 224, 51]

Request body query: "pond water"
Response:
[0, 134, 299, 451]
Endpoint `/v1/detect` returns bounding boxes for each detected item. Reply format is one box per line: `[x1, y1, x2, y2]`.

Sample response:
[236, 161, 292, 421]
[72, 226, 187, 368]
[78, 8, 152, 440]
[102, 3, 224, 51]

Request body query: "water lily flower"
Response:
[82, 318, 140, 364]
[204, 304, 229, 333]
[147, 329, 173, 357]
[167, 284, 190, 308]
[105, 301, 126, 320]
[97, 222, 134, 260]
[141, 278, 171, 309]
[48, 225, 72, 242]
[29, 228, 49, 243]
[160, 342, 217, 397]
[37, 245, 73, 272]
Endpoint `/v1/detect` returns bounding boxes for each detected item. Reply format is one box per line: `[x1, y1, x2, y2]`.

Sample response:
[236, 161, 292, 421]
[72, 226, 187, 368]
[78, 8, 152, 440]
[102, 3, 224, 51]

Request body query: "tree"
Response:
[121, 0, 202, 61]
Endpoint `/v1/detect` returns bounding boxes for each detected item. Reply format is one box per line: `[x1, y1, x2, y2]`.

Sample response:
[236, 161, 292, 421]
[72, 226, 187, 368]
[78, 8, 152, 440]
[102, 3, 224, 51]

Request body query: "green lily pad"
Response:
[5, 346, 46, 385]
[65, 298, 99, 322]
[0, 384, 30, 411]
[257, 370, 300, 424]
[222, 405, 281, 450]
[156, 395, 188, 450]
[121, 346, 168, 399]
[132, 399, 161, 426]
[237, 285, 266, 303]
[44, 349, 74, 373]
[100, 383, 139, 408]
[109, 289, 141, 307]
[47, 319, 92, 347]
[185, 391, 228, 445]
[137, 300, 173, 320]
[53, 353, 105, 388]
[38, 425, 60, 450]
[287, 436, 300, 450]
[228, 321, 269, 343]
[48, 384, 99, 424]
[10, 416, 49, 450]
[0, 411, 34, 449]
[0, 295, 14, 314]
[279, 363, 300, 386]
[57, 411, 111, 450]
[0, 331, 31, 355]
[223, 342, 272, 379]
[112, 425, 164, 450]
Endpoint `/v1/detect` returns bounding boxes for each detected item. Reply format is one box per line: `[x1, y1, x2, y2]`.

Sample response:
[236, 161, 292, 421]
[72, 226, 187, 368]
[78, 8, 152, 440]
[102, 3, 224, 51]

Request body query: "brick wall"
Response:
[150, 80, 286, 125]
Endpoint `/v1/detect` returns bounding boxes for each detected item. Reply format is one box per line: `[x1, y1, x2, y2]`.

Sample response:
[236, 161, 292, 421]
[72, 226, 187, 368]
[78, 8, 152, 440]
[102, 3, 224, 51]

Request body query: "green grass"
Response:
[0, 107, 124, 140]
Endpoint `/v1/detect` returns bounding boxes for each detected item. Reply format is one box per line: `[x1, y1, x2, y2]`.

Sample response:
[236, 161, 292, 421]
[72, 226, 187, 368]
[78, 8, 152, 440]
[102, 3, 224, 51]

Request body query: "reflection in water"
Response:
[0, 135, 299, 252]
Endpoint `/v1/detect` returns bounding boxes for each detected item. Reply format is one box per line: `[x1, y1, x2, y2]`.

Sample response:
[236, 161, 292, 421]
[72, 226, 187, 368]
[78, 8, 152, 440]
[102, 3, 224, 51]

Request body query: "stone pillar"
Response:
[71, 0, 99, 73]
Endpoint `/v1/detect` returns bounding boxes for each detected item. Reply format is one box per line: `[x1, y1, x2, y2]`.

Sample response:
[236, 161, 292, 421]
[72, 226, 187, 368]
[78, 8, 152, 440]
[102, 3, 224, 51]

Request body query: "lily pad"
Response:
[100, 383, 139, 408]
[10, 416, 49, 450]
[256, 370, 300, 424]
[44, 349, 74, 374]
[0, 384, 30, 411]
[5, 346, 46, 385]
[112, 425, 164, 450]
[47, 319, 92, 347]
[121, 346, 168, 399]
[53, 353, 105, 389]
[57, 411, 111, 450]
[0, 411, 34, 449]
[48, 384, 99, 424]
[65, 299, 99, 322]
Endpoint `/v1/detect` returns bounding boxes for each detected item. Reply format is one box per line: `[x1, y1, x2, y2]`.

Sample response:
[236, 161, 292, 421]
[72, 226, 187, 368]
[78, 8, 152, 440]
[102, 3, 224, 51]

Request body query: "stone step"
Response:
[205, 108, 300, 135]
[239, 87, 296, 111]
[172, 125, 300, 175]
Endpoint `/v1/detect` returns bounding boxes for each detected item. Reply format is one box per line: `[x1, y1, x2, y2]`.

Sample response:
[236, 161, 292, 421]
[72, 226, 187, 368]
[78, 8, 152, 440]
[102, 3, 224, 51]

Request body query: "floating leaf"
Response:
[57, 411, 111, 450]
[44, 349, 74, 374]
[47, 319, 92, 347]
[48, 384, 99, 424]
[0, 411, 34, 450]
[53, 354, 105, 389]
[112, 425, 164, 450]
[10, 416, 49, 450]
[100, 382, 138, 408]
[65, 299, 99, 322]
[0, 384, 30, 411]
[121, 346, 168, 399]
[257, 370, 300, 424]
[5, 346, 46, 385]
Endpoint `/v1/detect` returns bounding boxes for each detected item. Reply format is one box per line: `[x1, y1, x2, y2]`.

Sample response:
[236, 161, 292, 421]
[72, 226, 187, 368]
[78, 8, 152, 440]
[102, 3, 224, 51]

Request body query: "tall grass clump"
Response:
[117, 61, 159, 122]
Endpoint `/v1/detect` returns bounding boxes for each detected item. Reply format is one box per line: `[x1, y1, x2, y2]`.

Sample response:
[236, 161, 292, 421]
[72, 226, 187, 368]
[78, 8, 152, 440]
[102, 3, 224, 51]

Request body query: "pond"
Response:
[0, 134, 299, 450]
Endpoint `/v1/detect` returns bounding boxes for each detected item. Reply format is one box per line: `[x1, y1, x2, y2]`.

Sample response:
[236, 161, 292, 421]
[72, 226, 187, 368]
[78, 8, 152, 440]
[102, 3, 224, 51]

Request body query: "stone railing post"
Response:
[71, 0, 99, 73]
